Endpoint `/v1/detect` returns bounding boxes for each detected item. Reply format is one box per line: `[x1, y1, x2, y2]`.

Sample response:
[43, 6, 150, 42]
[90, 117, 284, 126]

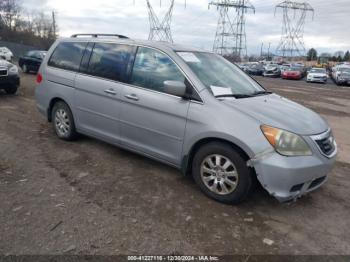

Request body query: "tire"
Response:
[5, 85, 18, 95]
[192, 142, 254, 204]
[22, 64, 28, 73]
[51, 101, 78, 141]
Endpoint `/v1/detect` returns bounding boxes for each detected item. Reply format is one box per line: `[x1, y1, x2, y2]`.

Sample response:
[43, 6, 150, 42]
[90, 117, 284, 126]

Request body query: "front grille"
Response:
[308, 176, 326, 190]
[316, 136, 335, 156]
[0, 69, 8, 76]
[312, 130, 336, 157]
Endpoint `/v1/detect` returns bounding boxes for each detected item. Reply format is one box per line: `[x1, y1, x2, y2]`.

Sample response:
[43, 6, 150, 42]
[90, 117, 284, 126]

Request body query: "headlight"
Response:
[261, 125, 312, 156]
[8, 65, 18, 74]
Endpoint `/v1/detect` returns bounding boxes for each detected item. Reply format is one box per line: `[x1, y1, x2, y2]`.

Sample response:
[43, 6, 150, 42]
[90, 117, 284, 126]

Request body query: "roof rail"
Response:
[71, 34, 129, 39]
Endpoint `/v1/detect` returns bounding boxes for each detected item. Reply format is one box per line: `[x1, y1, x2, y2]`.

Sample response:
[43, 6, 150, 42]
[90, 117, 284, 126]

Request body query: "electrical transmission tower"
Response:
[209, 0, 255, 57]
[275, 1, 314, 58]
[146, 0, 175, 43]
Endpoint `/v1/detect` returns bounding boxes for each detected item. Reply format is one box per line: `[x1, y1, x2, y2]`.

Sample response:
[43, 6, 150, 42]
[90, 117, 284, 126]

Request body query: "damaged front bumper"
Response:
[249, 144, 337, 202]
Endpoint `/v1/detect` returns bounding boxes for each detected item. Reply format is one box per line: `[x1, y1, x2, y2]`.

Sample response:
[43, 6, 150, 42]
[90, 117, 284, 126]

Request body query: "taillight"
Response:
[36, 73, 43, 84]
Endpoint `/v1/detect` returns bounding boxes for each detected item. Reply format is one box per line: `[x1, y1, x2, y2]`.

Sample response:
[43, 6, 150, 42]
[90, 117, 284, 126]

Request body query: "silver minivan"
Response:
[35, 34, 337, 204]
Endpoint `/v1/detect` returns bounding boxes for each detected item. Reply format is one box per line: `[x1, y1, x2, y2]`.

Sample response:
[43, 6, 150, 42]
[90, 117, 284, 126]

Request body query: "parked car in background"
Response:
[0, 58, 20, 94]
[332, 66, 350, 86]
[247, 63, 264, 75]
[306, 68, 328, 84]
[281, 66, 303, 80]
[263, 64, 281, 77]
[292, 64, 306, 77]
[280, 64, 291, 74]
[35, 34, 337, 204]
[19, 50, 47, 73]
[237, 63, 250, 73]
[0, 47, 14, 61]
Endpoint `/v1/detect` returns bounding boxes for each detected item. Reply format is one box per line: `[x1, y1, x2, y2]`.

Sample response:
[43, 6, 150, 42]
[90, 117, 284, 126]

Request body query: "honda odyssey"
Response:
[35, 34, 337, 204]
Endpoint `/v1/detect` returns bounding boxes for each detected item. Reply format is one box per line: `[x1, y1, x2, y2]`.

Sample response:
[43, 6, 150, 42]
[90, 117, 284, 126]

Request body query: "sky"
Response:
[22, 0, 350, 55]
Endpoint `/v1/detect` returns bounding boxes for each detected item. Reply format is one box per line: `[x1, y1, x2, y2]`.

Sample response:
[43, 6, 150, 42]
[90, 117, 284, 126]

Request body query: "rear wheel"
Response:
[52, 101, 78, 141]
[192, 142, 254, 204]
[5, 85, 18, 94]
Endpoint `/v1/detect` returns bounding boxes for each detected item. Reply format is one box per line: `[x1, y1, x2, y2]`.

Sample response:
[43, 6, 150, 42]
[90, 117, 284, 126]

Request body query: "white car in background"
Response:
[0, 47, 14, 61]
[306, 68, 328, 84]
[332, 66, 350, 86]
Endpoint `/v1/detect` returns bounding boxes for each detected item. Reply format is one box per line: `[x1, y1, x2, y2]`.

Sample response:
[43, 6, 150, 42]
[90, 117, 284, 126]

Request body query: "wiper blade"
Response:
[215, 94, 253, 99]
[252, 90, 273, 96]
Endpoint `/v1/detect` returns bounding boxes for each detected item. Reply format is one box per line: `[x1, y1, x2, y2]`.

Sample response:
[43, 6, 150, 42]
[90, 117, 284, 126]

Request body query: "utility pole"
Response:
[52, 11, 57, 39]
[146, 0, 175, 43]
[260, 42, 264, 58]
[209, 0, 255, 57]
[275, 1, 314, 58]
[267, 42, 271, 61]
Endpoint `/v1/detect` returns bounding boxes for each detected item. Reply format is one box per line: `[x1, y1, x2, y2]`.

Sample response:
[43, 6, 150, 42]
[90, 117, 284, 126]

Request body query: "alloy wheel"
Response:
[200, 154, 239, 195]
[55, 109, 70, 137]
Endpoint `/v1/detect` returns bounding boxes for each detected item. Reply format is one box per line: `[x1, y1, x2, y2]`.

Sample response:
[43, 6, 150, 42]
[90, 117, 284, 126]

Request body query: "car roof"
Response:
[58, 36, 206, 53]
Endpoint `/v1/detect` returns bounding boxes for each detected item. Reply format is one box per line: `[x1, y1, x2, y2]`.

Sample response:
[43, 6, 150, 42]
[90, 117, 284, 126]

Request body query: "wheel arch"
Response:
[47, 97, 72, 122]
[181, 137, 254, 176]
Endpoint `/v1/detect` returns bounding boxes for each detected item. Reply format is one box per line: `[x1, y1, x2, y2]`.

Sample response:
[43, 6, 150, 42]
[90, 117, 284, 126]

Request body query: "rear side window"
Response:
[87, 43, 133, 82]
[48, 42, 87, 72]
[130, 47, 185, 93]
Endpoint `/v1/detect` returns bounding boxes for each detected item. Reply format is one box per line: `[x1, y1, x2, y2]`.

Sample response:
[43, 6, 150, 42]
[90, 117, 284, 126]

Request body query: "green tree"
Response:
[307, 48, 318, 61]
[344, 51, 350, 62]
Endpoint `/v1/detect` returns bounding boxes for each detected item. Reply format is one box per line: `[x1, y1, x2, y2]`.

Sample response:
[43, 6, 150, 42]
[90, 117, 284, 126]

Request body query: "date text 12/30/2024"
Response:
[127, 256, 220, 261]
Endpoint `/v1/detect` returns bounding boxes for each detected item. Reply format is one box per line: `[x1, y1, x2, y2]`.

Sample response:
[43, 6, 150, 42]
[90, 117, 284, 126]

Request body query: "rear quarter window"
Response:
[48, 42, 87, 72]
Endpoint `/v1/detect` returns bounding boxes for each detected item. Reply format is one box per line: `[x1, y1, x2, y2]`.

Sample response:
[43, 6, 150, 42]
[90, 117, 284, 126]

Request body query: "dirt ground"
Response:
[0, 73, 350, 256]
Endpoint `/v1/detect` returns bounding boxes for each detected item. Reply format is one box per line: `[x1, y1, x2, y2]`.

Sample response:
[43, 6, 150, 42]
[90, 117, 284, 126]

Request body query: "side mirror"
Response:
[163, 80, 187, 97]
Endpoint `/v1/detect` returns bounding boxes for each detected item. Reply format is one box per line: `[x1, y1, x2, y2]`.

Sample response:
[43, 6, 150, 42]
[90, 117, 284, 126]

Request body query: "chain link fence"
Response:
[0, 40, 40, 61]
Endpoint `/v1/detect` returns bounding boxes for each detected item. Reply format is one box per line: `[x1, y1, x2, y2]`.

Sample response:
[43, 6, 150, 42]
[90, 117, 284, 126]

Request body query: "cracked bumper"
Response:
[251, 149, 337, 202]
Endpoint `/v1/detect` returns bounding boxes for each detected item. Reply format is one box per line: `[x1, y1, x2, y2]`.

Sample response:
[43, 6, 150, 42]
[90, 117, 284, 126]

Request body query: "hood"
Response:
[265, 67, 279, 71]
[339, 71, 350, 78]
[0, 59, 12, 68]
[221, 94, 328, 135]
[309, 73, 327, 77]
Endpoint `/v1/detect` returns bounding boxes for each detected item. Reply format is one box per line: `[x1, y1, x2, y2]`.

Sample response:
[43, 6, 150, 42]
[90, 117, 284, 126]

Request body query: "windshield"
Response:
[310, 68, 326, 73]
[177, 52, 264, 97]
[287, 67, 301, 71]
[266, 64, 279, 69]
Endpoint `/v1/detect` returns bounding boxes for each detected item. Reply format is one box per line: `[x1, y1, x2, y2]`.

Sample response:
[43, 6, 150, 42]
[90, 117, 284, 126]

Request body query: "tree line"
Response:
[307, 48, 350, 62]
[0, 0, 57, 49]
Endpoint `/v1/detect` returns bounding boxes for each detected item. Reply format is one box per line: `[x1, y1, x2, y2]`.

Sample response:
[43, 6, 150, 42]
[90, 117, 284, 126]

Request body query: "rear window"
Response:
[48, 42, 87, 72]
[87, 43, 133, 82]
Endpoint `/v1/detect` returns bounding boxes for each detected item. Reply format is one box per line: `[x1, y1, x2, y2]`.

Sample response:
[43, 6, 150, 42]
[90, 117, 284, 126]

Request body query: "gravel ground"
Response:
[0, 73, 349, 255]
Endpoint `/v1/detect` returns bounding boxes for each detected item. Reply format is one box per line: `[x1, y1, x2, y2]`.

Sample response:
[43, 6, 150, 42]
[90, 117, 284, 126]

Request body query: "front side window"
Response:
[177, 52, 264, 97]
[48, 42, 87, 72]
[130, 47, 185, 93]
[87, 43, 133, 82]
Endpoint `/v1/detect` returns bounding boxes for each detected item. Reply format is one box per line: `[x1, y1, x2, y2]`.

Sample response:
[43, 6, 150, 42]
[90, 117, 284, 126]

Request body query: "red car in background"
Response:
[281, 67, 302, 80]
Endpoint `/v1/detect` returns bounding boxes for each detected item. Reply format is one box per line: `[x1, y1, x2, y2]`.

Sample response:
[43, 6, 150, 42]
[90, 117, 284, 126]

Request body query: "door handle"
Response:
[125, 94, 139, 101]
[104, 89, 117, 95]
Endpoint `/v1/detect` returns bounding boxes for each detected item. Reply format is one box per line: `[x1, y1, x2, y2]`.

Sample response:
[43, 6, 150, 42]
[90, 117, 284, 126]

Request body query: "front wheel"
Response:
[52, 101, 78, 141]
[192, 142, 254, 204]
